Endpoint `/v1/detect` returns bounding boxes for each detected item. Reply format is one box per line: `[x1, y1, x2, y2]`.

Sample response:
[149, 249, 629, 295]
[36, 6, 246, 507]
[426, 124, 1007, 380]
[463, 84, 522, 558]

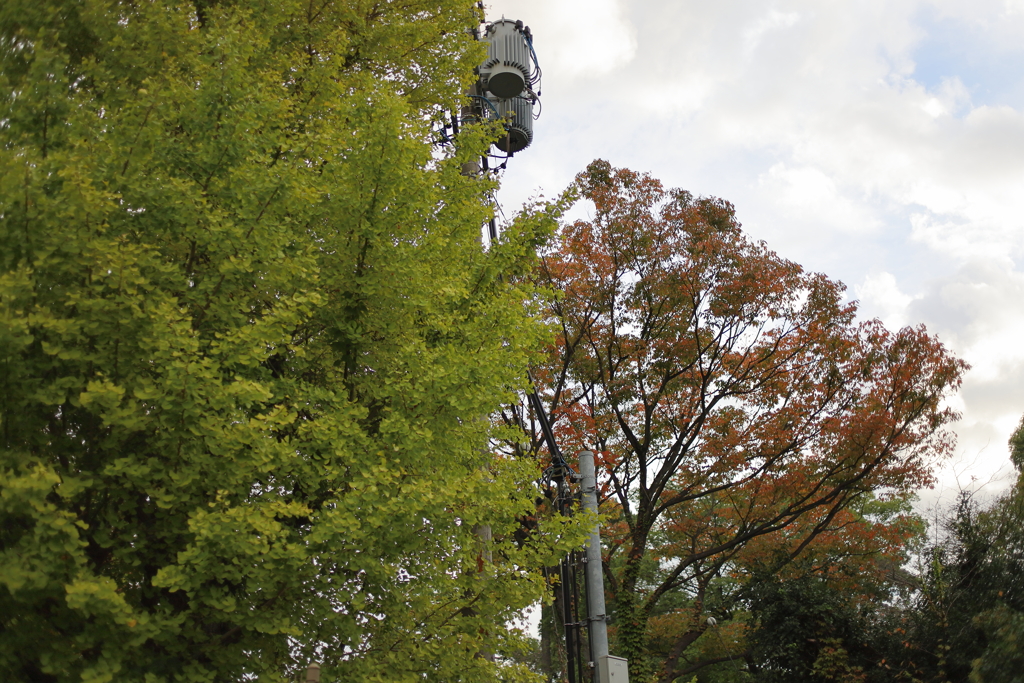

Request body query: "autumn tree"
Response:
[0, 1, 580, 681]
[518, 161, 965, 682]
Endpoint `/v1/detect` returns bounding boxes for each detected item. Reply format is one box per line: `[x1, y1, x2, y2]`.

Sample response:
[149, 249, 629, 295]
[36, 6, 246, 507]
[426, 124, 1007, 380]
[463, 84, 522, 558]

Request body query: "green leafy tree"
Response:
[875, 417, 1024, 683]
[746, 574, 869, 683]
[967, 415, 1024, 682]
[0, 1, 579, 681]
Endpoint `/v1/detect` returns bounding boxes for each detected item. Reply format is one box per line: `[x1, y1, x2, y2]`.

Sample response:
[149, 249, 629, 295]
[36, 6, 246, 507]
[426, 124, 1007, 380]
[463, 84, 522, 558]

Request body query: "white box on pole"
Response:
[599, 655, 629, 683]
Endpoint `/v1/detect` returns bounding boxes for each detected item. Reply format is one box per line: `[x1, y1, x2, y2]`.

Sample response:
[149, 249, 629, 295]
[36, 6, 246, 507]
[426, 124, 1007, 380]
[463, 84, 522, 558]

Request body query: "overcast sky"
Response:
[486, 0, 1024, 510]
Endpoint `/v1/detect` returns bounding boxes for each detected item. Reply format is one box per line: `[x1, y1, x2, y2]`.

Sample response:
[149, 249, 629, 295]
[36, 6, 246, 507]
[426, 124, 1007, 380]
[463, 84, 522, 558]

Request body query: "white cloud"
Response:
[905, 260, 1024, 499]
[742, 10, 802, 57]
[909, 260, 1024, 375]
[758, 163, 883, 236]
[855, 272, 917, 329]
[909, 212, 1017, 261]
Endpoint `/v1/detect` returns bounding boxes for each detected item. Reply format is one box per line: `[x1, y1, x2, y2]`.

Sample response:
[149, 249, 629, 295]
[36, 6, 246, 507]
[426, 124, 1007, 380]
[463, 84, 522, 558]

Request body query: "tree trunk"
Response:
[540, 596, 554, 681]
[616, 552, 652, 682]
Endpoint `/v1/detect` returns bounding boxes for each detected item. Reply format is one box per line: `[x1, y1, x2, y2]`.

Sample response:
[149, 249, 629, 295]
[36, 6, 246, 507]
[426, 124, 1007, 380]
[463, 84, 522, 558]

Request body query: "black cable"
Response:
[570, 549, 587, 681]
[528, 382, 565, 469]
[560, 537, 579, 683]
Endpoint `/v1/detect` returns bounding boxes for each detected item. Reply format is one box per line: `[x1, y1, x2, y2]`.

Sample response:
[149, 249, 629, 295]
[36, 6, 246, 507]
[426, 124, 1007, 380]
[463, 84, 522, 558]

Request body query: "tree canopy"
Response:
[0, 1, 579, 681]
[519, 160, 966, 682]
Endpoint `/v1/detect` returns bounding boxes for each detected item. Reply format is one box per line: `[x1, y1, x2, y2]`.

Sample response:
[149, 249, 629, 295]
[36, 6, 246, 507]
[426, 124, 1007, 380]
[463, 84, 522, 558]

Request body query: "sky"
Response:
[485, 0, 1024, 512]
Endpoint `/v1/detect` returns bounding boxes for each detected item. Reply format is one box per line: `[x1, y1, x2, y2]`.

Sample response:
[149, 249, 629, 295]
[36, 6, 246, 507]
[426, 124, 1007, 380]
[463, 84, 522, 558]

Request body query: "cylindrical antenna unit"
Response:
[481, 19, 531, 99]
[492, 95, 534, 153]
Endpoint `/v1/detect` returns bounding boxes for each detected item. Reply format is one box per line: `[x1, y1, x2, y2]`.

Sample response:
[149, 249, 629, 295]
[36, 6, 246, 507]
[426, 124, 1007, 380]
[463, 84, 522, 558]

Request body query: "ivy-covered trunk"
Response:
[616, 548, 654, 683]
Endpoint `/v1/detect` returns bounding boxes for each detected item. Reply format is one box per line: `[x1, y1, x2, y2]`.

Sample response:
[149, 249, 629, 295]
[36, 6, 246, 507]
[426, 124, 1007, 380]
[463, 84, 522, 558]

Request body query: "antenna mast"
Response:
[443, 10, 628, 682]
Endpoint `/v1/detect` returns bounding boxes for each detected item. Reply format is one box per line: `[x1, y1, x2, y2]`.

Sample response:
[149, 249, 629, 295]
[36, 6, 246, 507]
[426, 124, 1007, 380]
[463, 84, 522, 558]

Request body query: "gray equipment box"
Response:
[599, 655, 629, 683]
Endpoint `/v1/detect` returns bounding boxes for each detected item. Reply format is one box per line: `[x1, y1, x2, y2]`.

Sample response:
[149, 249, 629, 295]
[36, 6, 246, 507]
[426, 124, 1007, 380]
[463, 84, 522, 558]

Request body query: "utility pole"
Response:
[579, 451, 629, 683]
[579, 451, 608, 678]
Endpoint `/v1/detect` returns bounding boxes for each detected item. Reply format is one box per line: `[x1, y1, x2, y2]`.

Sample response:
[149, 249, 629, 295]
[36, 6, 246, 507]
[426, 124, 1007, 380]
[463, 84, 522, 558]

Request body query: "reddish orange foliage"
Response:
[517, 160, 966, 682]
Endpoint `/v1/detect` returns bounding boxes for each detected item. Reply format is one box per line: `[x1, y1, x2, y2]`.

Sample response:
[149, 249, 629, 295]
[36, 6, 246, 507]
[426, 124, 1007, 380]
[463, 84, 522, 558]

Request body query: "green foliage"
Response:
[966, 448, 1024, 683]
[970, 606, 1024, 683]
[746, 575, 871, 683]
[0, 1, 582, 681]
[1009, 415, 1024, 472]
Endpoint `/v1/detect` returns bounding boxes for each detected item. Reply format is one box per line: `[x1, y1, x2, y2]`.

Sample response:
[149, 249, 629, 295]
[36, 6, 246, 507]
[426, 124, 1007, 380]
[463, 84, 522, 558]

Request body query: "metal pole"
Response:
[579, 450, 608, 683]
